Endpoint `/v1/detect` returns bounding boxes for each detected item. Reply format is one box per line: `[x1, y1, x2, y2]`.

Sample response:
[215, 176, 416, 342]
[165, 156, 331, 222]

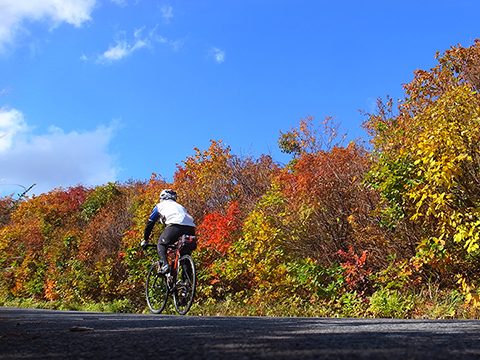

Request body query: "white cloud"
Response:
[110, 0, 128, 7]
[0, 107, 29, 151]
[96, 27, 154, 63]
[94, 25, 179, 64]
[132, 27, 149, 50]
[101, 40, 130, 62]
[160, 5, 173, 23]
[210, 47, 225, 64]
[0, 107, 119, 195]
[0, 88, 12, 97]
[0, 0, 96, 52]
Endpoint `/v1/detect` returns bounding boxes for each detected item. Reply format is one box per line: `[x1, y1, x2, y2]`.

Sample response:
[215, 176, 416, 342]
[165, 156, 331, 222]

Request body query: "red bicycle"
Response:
[144, 237, 197, 315]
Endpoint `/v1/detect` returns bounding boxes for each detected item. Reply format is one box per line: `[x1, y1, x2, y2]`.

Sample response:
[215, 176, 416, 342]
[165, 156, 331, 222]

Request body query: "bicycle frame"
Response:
[166, 245, 179, 288]
[144, 243, 180, 282]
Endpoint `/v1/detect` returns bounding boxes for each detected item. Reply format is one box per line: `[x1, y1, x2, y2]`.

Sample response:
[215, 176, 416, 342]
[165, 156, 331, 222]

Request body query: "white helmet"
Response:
[160, 189, 177, 202]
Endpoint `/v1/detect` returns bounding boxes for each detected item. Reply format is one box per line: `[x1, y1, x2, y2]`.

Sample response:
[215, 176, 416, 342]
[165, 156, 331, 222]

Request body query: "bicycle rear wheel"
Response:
[146, 263, 169, 314]
[173, 254, 196, 315]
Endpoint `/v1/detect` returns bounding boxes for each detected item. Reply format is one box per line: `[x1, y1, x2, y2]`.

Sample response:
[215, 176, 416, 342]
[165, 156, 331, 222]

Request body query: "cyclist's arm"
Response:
[144, 207, 160, 240]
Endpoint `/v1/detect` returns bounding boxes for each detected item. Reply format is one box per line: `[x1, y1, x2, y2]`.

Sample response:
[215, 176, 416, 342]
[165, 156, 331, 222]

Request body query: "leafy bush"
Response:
[368, 288, 414, 318]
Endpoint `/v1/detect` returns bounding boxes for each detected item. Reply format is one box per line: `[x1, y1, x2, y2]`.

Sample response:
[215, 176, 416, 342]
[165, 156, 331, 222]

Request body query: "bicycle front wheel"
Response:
[146, 263, 169, 314]
[173, 254, 196, 315]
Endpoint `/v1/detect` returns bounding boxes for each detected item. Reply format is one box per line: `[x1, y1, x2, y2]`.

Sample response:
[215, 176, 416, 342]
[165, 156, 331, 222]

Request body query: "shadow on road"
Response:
[2, 307, 480, 359]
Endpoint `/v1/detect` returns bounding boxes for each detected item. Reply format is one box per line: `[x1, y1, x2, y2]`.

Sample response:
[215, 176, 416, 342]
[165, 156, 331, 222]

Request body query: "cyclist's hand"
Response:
[160, 214, 166, 226]
[141, 240, 149, 250]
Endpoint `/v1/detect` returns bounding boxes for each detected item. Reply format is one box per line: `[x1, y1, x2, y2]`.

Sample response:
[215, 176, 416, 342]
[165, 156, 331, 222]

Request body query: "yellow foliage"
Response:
[458, 276, 480, 308]
[405, 85, 480, 254]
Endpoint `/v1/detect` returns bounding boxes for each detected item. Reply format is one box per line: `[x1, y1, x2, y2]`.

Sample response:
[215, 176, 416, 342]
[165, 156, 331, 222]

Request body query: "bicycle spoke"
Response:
[173, 254, 196, 315]
[146, 263, 169, 314]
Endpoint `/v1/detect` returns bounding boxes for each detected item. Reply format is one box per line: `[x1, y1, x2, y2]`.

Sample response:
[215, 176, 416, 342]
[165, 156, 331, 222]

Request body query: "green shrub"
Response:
[367, 288, 414, 318]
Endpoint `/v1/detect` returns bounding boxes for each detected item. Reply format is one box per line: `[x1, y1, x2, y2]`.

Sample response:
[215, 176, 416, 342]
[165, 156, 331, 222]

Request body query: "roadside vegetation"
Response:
[3, 41, 480, 318]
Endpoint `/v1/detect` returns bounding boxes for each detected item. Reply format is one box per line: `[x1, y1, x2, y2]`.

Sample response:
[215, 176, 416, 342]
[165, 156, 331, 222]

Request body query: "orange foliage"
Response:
[44, 275, 60, 301]
[174, 140, 234, 221]
[279, 143, 377, 259]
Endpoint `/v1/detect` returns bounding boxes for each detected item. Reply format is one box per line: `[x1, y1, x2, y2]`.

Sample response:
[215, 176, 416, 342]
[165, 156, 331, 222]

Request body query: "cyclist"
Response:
[141, 189, 196, 274]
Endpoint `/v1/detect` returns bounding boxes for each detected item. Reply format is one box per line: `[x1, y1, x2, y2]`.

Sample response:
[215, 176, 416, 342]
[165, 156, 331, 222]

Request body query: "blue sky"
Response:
[1, 0, 479, 197]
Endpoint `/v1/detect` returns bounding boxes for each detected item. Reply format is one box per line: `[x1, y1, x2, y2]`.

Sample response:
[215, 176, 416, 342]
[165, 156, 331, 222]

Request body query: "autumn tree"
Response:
[279, 116, 346, 157]
[211, 117, 386, 305]
[0, 186, 89, 300]
[0, 182, 142, 304]
[363, 40, 480, 289]
[77, 182, 137, 301]
[278, 117, 385, 260]
[280, 144, 376, 260]
[174, 140, 279, 257]
[0, 195, 13, 230]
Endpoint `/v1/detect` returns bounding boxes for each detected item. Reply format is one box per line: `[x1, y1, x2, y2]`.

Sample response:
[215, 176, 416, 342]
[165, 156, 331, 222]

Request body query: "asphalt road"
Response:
[1, 307, 480, 359]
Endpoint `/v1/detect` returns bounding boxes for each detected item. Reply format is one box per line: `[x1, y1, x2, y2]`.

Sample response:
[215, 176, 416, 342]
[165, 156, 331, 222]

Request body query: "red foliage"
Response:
[197, 201, 241, 254]
[338, 246, 371, 293]
[281, 144, 368, 202]
[42, 185, 89, 214]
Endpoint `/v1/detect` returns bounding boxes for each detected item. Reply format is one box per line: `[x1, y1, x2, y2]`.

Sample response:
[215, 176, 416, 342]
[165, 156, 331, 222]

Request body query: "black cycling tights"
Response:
[157, 224, 196, 264]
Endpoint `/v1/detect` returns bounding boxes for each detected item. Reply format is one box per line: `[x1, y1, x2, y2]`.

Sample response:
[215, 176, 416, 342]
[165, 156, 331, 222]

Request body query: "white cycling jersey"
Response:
[155, 199, 196, 227]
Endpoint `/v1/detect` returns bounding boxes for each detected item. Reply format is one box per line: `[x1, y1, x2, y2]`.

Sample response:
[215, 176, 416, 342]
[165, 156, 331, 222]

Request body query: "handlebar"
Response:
[142, 242, 178, 255]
